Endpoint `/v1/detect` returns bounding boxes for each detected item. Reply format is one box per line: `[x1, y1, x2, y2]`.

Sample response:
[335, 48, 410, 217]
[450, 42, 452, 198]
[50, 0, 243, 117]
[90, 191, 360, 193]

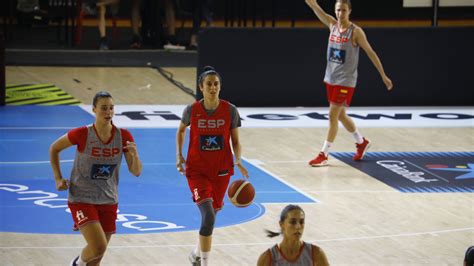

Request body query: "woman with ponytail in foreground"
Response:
[257, 205, 329, 266]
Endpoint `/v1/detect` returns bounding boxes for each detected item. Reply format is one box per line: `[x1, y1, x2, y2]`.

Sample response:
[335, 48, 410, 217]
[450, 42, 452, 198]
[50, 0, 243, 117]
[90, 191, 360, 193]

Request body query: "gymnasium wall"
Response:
[197, 27, 474, 107]
[112, 0, 474, 21]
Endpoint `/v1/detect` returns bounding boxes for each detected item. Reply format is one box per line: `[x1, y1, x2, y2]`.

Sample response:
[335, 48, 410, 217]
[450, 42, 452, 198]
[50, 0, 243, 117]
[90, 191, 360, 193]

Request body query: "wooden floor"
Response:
[3, 66, 474, 265]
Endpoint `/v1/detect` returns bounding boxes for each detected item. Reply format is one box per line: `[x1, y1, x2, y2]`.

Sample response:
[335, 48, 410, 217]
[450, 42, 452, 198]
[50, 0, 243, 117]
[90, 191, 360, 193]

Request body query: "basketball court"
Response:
[1, 66, 473, 265]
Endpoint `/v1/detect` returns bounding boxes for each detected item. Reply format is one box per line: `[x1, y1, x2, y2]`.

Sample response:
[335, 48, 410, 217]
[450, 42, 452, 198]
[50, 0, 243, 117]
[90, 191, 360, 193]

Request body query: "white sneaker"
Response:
[70, 256, 79, 266]
[188, 251, 201, 266]
[163, 43, 186, 51]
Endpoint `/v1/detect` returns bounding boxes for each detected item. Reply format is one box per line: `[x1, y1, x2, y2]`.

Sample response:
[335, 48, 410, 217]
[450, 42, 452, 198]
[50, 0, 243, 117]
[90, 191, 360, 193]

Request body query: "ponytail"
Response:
[264, 229, 281, 238]
[264, 205, 305, 238]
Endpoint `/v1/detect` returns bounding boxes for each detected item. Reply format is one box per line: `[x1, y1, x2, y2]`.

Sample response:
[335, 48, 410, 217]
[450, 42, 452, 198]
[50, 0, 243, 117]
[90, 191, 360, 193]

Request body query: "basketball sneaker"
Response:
[309, 152, 328, 167]
[70, 255, 79, 266]
[353, 137, 371, 161]
[163, 43, 186, 51]
[130, 34, 141, 49]
[188, 251, 201, 266]
[99, 37, 109, 50]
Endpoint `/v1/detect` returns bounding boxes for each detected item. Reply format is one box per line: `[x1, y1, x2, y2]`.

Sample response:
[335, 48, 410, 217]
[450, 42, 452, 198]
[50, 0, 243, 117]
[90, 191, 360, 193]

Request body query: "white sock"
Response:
[351, 130, 364, 144]
[321, 140, 332, 156]
[194, 240, 200, 257]
[76, 256, 87, 266]
[201, 251, 210, 266]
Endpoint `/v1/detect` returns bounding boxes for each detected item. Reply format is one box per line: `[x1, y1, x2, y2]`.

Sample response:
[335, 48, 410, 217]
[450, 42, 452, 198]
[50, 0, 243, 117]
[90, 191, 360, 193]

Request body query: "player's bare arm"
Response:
[231, 128, 249, 178]
[49, 134, 73, 191]
[257, 250, 270, 266]
[305, 0, 337, 28]
[175, 122, 187, 175]
[124, 140, 142, 176]
[354, 27, 393, 90]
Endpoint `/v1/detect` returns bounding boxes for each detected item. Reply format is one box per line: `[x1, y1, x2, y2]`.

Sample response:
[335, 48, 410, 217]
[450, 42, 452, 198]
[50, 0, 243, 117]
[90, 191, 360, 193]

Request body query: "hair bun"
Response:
[203, 66, 215, 72]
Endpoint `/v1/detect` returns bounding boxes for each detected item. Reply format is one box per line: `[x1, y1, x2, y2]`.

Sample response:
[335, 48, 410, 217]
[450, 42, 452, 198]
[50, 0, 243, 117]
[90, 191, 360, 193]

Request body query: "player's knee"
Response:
[338, 115, 349, 124]
[199, 210, 215, 236]
[90, 242, 107, 258]
[329, 112, 339, 121]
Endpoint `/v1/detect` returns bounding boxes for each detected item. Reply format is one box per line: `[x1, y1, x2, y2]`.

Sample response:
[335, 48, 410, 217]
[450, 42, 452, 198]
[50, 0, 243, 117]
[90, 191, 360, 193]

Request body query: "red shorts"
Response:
[325, 83, 355, 106]
[68, 202, 118, 234]
[186, 172, 231, 211]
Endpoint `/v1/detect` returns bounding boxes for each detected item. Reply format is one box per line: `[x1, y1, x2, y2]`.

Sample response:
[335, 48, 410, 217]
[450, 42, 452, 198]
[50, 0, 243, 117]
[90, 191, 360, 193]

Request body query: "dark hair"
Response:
[92, 91, 113, 107]
[198, 66, 222, 86]
[265, 205, 305, 238]
[336, 0, 352, 9]
[465, 246, 474, 266]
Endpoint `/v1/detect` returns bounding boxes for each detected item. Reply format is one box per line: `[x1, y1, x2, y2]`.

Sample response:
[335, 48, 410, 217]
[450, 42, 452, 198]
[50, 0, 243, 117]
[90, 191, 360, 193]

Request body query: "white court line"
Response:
[0, 139, 36, 142]
[0, 160, 74, 165]
[0, 127, 74, 130]
[312, 227, 474, 243]
[306, 190, 398, 193]
[142, 162, 175, 165]
[1, 227, 472, 249]
[0, 161, 176, 165]
[264, 160, 307, 164]
[403, 159, 450, 183]
[256, 191, 312, 194]
[262, 202, 321, 205]
[255, 191, 397, 196]
[243, 156, 320, 203]
[221, 201, 266, 228]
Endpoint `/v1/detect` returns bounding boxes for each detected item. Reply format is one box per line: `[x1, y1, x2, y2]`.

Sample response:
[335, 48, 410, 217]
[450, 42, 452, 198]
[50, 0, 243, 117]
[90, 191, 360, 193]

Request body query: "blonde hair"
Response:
[336, 0, 352, 9]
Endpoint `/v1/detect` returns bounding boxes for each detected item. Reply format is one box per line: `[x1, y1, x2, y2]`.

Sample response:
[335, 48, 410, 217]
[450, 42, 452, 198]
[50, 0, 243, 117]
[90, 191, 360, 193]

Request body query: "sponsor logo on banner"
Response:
[331, 152, 474, 193]
[79, 105, 474, 128]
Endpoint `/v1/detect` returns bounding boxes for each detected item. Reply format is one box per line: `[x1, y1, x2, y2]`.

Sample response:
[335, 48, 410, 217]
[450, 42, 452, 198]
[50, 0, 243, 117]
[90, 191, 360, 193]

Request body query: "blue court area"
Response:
[0, 106, 316, 234]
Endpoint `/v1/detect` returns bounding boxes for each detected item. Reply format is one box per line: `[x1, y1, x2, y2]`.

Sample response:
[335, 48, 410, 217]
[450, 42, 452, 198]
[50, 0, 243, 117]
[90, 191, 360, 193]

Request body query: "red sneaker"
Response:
[309, 152, 329, 167]
[353, 137, 371, 161]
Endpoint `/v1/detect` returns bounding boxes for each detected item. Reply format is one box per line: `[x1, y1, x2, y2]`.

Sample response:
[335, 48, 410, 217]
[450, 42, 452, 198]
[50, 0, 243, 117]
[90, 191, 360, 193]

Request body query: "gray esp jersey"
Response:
[269, 242, 313, 266]
[323, 24, 359, 88]
[68, 125, 123, 204]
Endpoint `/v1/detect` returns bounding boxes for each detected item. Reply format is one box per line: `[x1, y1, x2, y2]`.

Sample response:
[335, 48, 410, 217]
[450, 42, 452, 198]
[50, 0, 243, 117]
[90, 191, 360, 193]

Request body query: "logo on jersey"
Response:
[197, 119, 225, 129]
[329, 48, 346, 64]
[200, 135, 223, 151]
[91, 147, 120, 157]
[330, 34, 350, 44]
[91, 164, 117, 180]
[193, 188, 200, 200]
[76, 210, 87, 224]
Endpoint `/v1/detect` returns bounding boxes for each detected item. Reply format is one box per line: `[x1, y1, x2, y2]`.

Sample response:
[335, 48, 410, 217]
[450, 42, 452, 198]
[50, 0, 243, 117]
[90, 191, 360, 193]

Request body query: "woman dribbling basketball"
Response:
[176, 66, 249, 266]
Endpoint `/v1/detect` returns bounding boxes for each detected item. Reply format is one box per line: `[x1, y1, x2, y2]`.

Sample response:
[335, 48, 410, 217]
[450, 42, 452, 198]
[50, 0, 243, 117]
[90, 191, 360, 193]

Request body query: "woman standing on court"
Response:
[50, 91, 142, 266]
[176, 66, 249, 266]
[306, 0, 393, 167]
[257, 204, 329, 266]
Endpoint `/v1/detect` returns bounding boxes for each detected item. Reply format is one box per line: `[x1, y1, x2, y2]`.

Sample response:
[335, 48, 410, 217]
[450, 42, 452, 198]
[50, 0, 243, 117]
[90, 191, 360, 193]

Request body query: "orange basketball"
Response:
[227, 179, 255, 207]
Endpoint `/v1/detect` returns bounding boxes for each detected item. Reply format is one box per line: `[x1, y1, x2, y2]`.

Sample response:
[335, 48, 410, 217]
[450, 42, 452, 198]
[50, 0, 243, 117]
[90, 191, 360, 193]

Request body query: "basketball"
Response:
[227, 179, 255, 207]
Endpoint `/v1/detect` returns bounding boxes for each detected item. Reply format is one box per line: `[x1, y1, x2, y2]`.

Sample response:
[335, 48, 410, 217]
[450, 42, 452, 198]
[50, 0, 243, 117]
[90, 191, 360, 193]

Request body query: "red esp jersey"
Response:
[186, 100, 234, 177]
